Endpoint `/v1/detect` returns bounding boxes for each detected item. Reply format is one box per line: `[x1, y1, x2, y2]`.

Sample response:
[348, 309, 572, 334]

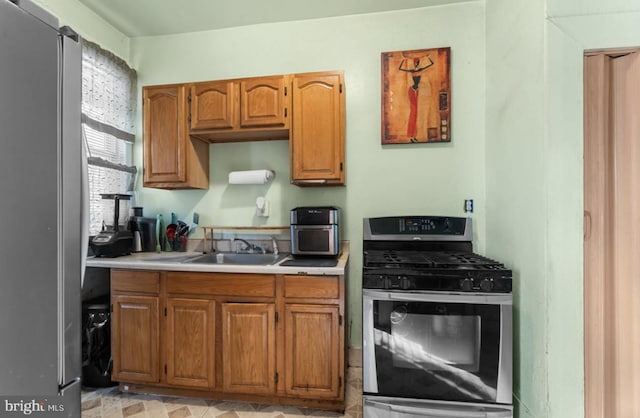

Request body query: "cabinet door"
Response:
[240, 76, 289, 128]
[111, 295, 159, 383]
[166, 298, 215, 388]
[285, 304, 342, 399]
[143, 85, 188, 184]
[190, 81, 237, 130]
[221, 303, 276, 394]
[291, 71, 345, 185]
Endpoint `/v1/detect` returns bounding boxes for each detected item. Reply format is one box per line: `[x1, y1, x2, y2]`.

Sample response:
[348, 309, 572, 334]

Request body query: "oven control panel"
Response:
[364, 216, 472, 241]
[370, 216, 467, 234]
[362, 273, 513, 293]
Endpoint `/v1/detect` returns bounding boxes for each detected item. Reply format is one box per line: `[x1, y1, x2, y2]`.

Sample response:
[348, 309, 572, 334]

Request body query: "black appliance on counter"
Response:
[290, 206, 340, 256]
[90, 194, 133, 257]
[362, 216, 513, 418]
[283, 206, 341, 268]
[130, 216, 157, 252]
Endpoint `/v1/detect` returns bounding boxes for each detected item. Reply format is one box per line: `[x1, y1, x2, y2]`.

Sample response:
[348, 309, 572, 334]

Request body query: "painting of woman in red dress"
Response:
[382, 47, 451, 144]
[399, 55, 434, 142]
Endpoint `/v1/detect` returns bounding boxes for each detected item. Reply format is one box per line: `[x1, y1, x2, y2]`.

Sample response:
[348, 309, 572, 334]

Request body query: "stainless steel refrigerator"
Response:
[0, 0, 83, 416]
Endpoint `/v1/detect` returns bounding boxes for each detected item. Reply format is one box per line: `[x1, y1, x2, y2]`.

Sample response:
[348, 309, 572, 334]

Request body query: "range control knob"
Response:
[461, 278, 474, 291]
[400, 276, 411, 290]
[480, 278, 494, 292]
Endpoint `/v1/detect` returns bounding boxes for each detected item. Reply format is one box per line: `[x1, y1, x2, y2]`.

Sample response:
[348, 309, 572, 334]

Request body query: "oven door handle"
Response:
[365, 399, 512, 418]
[363, 289, 512, 305]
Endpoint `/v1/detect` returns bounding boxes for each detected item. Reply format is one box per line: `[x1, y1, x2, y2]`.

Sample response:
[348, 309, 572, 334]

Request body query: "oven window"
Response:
[391, 312, 481, 372]
[297, 230, 330, 252]
[371, 301, 501, 403]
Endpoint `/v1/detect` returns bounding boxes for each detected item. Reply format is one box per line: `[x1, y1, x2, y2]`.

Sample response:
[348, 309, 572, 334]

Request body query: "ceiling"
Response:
[78, 0, 470, 37]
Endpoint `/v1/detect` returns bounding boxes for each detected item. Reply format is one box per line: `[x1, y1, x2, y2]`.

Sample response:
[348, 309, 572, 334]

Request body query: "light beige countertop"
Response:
[86, 242, 349, 276]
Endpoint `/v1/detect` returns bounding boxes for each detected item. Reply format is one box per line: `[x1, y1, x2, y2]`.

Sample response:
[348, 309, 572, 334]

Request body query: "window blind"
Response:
[81, 40, 137, 235]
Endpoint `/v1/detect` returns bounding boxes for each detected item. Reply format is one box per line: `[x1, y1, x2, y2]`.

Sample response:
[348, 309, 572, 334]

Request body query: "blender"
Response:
[90, 194, 134, 257]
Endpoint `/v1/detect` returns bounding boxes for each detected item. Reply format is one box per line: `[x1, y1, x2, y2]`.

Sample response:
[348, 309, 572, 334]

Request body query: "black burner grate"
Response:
[363, 250, 506, 272]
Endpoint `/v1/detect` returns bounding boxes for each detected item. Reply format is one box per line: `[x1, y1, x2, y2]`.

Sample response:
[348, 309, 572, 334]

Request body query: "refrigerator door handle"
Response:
[81, 126, 89, 287]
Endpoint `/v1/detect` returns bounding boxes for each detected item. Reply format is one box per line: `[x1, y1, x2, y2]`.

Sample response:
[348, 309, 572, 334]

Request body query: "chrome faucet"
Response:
[233, 238, 254, 253]
[271, 237, 279, 255]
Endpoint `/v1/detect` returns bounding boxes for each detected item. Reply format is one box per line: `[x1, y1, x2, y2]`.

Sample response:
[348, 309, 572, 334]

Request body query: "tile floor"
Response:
[81, 368, 362, 418]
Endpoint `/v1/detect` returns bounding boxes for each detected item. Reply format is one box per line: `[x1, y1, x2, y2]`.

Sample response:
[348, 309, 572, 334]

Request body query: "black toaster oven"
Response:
[290, 207, 340, 256]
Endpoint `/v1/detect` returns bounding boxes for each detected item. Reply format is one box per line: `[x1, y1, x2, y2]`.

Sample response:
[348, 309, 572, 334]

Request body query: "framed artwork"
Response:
[381, 47, 451, 144]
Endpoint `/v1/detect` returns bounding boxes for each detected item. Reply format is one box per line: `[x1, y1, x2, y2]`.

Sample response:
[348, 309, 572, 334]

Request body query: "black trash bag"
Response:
[82, 301, 117, 388]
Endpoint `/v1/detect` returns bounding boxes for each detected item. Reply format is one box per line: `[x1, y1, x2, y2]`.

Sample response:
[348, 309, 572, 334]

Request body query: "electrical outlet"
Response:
[464, 199, 474, 213]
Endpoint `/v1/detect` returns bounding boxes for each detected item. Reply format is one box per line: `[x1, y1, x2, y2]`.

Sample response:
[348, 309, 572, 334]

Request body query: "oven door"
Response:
[363, 290, 512, 405]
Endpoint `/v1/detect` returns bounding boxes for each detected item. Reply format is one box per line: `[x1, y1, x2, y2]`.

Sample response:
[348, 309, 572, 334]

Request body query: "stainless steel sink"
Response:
[185, 252, 288, 265]
[139, 254, 201, 263]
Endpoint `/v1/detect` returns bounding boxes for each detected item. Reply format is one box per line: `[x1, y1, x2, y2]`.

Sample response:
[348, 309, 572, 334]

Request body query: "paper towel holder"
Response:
[228, 169, 275, 185]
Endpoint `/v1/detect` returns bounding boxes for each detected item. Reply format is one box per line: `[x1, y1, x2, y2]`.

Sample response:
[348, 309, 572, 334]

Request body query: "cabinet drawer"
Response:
[167, 272, 275, 297]
[284, 275, 340, 299]
[111, 270, 160, 294]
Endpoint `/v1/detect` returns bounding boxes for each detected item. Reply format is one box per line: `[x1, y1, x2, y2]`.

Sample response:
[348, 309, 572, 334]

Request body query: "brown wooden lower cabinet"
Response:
[110, 270, 345, 411]
[284, 304, 341, 398]
[166, 298, 215, 388]
[111, 294, 160, 383]
[222, 303, 276, 394]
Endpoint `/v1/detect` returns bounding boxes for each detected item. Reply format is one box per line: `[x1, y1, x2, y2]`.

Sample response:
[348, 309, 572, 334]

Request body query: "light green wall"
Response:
[487, 0, 640, 417]
[31, 0, 129, 60]
[485, 1, 546, 417]
[546, 2, 640, 418]
[130, 3, 487, 348]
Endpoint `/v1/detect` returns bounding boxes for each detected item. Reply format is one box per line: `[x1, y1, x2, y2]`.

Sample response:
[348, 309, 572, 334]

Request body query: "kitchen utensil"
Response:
[177, 220, 189, 237]
[189, 212, 199, 235]
[155, 214, 162, 252]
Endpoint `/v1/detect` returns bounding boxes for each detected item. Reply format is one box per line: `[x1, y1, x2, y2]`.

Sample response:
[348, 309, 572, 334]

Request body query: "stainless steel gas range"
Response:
[362, 216, 513, 418]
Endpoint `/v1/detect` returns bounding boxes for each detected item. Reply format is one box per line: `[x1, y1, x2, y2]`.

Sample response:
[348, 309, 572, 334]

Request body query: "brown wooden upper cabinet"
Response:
[142, 71, 345, 189]
[190, 75, 291, 142]
[291, 71, 345, 186]
[190, 80, 236, 131]
[142, 84, 209, 189]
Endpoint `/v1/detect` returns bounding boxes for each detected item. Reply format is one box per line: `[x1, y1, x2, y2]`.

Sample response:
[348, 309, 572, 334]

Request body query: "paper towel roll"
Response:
[228, 169, 275, 185]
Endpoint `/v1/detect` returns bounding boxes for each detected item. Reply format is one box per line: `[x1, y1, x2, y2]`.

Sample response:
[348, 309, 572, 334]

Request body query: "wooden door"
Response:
[143, 85, 188, 184]
[166, 298, 215, 388]
[291, 71, 345, 185]
[240, 76, 289, 128]
[111, 295, 159, 383]
[221, 303, 275, 394]
[190, 81, 237, 130]
[584, 50, 640, 418]
[284, 304, 341, 399]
